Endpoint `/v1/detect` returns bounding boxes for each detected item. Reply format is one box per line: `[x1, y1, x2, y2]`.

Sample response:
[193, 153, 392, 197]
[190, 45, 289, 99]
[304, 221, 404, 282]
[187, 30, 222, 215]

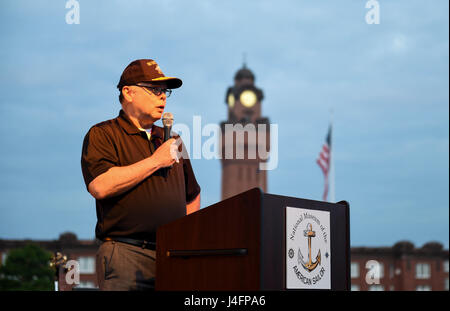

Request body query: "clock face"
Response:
[227, 93, 235, 108]
[240, 90, 257, 108]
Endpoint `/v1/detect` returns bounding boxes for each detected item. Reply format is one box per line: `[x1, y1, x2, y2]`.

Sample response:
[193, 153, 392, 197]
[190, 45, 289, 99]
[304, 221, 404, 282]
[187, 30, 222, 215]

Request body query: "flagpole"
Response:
[329, 109, 335, 203]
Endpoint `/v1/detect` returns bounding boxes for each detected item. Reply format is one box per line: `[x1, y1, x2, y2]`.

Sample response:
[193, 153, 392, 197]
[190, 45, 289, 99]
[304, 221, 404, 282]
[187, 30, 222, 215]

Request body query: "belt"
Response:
[104, 237, 156, 250]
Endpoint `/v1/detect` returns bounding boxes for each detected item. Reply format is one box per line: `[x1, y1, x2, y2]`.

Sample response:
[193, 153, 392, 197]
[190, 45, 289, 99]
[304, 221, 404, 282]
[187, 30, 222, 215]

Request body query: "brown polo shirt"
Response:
[81, 110, 200, 242]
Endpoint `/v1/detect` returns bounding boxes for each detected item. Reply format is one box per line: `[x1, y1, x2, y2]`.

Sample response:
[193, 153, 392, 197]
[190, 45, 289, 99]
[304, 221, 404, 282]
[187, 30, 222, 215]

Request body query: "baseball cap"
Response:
[117, 59, 182, 90]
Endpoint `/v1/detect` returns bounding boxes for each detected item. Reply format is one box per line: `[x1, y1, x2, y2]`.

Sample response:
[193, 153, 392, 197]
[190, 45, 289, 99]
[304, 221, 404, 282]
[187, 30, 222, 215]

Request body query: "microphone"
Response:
[162, 112, 174, 173]
[162, 112, 173, 142]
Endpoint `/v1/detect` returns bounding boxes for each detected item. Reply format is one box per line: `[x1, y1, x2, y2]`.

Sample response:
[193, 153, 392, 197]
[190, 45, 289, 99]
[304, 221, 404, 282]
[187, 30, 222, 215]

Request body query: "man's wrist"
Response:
[146, 155, 162, 175]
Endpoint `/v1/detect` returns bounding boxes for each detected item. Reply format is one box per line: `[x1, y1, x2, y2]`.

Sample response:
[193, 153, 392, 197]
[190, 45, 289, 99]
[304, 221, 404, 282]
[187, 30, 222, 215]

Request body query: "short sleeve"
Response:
[81, 126, 118, 190]
[183, 157, 201, 203]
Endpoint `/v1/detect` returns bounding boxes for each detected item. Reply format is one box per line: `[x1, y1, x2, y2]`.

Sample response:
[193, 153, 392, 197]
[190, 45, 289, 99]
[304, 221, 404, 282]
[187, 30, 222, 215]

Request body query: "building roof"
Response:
[351, 240, 449, 258]
[234, 64, 255, 85]
[0, 232, 99, 253]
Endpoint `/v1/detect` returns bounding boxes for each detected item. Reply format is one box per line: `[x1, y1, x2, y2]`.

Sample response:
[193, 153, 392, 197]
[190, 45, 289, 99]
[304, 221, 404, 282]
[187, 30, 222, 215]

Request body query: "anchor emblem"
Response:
[299, 223, 321, 272]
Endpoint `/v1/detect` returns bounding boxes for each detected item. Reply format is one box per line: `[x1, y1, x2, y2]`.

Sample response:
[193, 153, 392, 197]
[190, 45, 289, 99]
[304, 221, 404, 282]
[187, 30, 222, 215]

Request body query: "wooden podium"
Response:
[156, 188, 350, 290]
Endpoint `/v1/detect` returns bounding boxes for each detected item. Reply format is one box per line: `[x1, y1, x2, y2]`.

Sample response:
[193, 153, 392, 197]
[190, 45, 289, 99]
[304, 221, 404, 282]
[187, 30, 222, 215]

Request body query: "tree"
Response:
[0, 244, 54, 290]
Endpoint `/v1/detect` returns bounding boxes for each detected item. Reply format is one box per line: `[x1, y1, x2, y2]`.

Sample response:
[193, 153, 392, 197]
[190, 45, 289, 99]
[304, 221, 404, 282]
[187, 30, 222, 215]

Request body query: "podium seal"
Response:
[286, 207, 331, 289]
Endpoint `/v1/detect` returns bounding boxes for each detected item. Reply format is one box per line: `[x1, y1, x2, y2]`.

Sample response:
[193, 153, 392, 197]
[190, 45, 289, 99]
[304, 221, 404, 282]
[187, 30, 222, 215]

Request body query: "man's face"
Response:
[124, 83, 168, 123]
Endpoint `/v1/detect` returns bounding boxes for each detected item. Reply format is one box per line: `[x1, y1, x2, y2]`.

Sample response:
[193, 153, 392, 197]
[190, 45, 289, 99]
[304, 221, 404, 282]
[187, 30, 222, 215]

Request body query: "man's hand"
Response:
[152, 138, 181, 169]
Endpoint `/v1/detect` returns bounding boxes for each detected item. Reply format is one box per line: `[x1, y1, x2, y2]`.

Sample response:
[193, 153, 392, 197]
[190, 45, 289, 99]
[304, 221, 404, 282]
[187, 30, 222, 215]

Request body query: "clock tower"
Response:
[220, 64, 270, 200]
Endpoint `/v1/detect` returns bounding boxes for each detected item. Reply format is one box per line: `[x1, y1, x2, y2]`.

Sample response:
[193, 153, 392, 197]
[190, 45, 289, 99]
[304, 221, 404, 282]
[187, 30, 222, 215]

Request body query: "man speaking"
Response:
[81, 59, 201, 291]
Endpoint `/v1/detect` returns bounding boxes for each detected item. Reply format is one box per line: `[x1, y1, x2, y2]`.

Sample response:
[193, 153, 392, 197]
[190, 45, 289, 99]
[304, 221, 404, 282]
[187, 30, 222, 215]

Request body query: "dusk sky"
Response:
[0, 0, 448, 248]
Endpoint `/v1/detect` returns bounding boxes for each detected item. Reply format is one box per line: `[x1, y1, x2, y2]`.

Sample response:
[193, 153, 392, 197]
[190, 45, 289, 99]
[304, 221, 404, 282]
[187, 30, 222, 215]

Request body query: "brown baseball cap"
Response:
[117, 59, 182, 90]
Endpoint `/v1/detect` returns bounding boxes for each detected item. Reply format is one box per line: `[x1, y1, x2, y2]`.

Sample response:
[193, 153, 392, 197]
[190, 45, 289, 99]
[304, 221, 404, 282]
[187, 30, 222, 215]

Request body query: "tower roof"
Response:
[234, 64, 255, 85]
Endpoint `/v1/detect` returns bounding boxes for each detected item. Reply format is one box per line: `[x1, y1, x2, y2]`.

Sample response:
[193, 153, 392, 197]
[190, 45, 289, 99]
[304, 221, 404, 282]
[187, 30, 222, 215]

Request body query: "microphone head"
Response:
[162, 112, 174, 127]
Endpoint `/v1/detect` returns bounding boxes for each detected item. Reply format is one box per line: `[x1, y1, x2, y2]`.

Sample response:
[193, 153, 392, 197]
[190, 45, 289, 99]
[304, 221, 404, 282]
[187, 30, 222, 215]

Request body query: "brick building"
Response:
[0, 232, 98, 290]
[351, 241, 449, 291]
[1, 233, 448, 291]
[220, 64, 270, 200]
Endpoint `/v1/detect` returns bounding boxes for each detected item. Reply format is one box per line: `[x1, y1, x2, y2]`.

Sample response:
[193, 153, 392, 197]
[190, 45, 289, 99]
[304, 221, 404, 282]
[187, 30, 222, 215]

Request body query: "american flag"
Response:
[317, 126, 332, 201]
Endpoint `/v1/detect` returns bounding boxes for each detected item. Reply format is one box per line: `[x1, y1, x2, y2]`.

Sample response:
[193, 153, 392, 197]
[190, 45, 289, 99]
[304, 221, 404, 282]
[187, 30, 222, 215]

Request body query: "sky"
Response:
[0, 0, 448, 248]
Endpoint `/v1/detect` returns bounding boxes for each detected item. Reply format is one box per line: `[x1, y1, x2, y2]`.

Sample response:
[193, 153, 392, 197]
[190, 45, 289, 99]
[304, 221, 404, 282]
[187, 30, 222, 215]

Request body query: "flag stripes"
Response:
[317, 126, 332, 201]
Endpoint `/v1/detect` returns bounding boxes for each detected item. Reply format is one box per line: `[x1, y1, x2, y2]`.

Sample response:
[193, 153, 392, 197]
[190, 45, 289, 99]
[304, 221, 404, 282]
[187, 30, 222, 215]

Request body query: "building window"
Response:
[351, 284, 360, 291]
[1, 252, 8, 265]
[75, 281, 96, 289]
[368, 285, 384, 291]
[379, 263, 384, 279]
[416, 285, 431, 291]
[78, 257, 95, 274]
[351, 262, 359, 278]
[444, 260, 449, 273]
[445, 278, 449, 291]
[389, 264, 395, 278]
[415, 263, 431, 279]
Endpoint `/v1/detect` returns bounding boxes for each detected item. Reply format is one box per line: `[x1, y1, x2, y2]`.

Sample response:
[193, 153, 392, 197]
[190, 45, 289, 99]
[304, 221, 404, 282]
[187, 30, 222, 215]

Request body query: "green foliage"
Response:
[0, 244, 54, 291]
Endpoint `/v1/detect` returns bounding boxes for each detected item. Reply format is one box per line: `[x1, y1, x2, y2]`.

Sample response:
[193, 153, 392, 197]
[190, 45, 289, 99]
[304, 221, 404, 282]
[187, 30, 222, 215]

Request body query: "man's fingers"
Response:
[170, 143, 180, 163]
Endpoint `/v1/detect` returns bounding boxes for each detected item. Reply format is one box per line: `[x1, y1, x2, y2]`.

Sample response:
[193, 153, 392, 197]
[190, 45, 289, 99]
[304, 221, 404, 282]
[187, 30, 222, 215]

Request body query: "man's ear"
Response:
[122, 86, 133, 103]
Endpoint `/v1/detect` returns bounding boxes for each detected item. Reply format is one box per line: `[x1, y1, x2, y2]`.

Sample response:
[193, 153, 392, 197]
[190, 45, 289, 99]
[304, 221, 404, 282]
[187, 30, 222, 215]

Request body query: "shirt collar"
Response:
[117, 109, 164, 140]
[150, 124, 163, 140]
[117, 109, 141, 135]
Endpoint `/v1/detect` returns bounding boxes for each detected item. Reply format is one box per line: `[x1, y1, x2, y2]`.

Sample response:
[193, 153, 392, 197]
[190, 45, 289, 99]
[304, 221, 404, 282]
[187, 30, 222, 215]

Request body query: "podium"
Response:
[156, 188, 350, 290]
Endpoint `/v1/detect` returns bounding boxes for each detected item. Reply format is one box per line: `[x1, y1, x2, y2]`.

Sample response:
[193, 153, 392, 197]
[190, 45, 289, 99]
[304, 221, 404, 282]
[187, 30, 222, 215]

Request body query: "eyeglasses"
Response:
[136, 84, 172, 98]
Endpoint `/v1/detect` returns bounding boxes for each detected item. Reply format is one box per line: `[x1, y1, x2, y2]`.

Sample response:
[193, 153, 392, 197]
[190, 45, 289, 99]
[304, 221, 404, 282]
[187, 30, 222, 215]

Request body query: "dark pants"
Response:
[96, 240, 156, 291]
